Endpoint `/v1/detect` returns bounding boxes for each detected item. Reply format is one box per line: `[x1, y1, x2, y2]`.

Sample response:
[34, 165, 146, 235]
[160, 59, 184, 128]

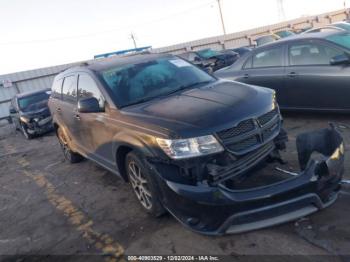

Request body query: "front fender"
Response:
[111, 131, 160, 159]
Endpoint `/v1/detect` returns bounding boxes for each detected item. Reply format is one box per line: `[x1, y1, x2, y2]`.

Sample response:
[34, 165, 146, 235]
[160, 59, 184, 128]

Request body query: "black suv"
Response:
[9, 89, 53, 139]
[49, 54, 344, 235]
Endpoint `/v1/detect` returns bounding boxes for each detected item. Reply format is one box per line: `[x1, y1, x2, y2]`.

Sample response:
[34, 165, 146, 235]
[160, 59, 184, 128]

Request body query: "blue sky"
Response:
[0, 0, 347, 74]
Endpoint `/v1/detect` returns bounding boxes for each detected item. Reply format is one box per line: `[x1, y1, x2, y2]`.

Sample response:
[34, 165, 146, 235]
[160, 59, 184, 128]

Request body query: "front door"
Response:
[60, 74, 81, 150]
[76, 72, 115, 168]
[236, 45, 288, 107]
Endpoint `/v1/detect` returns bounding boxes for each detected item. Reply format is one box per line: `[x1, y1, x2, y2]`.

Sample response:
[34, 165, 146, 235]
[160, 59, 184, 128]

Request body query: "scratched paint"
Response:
[4, 142, 125, 261]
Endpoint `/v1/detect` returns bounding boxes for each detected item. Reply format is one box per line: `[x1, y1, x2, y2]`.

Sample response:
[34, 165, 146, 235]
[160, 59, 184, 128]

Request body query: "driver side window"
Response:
[288, 42, 343, 66]
[78, 73, 105, 109]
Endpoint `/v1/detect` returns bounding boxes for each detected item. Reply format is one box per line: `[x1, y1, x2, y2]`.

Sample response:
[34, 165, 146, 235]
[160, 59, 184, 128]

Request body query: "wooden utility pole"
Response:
[217, 0, 226, 35]
[130, 33, 137, 49]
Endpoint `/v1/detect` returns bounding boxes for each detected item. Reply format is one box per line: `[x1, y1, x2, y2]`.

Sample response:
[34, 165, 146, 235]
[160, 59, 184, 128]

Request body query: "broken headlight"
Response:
[156, 135, 224, 159]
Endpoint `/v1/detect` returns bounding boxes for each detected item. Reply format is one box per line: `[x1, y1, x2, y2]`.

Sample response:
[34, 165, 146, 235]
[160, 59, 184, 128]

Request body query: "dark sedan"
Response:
[215, 31, 350, 111]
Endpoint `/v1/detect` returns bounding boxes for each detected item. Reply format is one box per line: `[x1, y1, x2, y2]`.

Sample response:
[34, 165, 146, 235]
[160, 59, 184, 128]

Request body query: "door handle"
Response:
[287, 72, 297, 77]
[243, 73, 249, 79]
[74, 114, 80, 120]
[56, 107, 61, 112]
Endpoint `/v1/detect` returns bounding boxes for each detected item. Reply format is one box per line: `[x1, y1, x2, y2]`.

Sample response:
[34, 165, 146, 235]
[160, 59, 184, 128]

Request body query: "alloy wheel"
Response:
[128, 161, 153, 210]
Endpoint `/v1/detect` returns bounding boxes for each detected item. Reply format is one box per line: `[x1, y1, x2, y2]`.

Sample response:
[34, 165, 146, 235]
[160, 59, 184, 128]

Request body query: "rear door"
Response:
[236, 45, 288, 106]
[285, 40, 350, 110]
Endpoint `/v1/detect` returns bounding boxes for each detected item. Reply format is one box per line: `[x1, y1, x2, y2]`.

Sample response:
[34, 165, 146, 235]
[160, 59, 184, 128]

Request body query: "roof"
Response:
[257, 31, 350, 48]
[61, 53, 172, 74]
[16, 88, 51, 98]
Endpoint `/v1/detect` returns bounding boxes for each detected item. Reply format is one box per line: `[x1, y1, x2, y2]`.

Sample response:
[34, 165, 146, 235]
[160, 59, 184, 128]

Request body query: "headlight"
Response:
[156, 135, 224, 159]
[20, 116, 30, 124]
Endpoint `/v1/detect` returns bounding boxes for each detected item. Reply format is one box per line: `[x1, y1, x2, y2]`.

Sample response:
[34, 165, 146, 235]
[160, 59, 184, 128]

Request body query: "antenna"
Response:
[277, 0, 286, 21]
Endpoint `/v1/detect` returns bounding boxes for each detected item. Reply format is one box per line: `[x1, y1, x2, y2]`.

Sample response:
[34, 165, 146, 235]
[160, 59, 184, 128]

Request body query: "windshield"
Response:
[100, 57, 215, 107]
[197, 49, 220, 59]
[327, 34, 350, 50]
[18, 91, 50, 112]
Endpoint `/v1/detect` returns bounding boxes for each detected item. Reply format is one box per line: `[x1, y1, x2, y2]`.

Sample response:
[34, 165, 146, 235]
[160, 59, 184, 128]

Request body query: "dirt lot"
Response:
[0, 112, 350, 261]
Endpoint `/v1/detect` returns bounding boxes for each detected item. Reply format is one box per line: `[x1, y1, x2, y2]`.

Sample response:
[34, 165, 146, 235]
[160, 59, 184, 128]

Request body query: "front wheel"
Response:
[126, 152, 165, 217]
[57, 127, 83, 163]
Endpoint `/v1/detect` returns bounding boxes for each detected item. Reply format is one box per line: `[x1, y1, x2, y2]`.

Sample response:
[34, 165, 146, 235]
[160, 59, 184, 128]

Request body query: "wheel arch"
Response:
[113, 133, 157, 182]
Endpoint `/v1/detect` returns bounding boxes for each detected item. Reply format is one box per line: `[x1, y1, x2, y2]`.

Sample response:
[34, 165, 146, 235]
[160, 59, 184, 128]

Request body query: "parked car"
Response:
[49, 54, 344, 235]
[9, 89, 53, 139]
[215, 31, 350, 111]
[255, 34, 280, 46]
[274, 30, 295, 38]
[177, 51, 216, 73]
[332, 22, 350, 32]
[179, 48, 239, 72]
[303, 25, 346, 34]
[230, 47, 253, 56]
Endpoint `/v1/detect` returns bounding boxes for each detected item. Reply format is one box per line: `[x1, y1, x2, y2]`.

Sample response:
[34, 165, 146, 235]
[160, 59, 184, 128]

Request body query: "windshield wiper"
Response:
[121, 80, 215, 108]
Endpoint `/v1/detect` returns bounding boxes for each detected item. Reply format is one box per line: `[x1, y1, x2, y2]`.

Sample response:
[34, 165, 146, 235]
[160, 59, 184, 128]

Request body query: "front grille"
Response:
[216, 108, 280, 154]
[258, 108, 278, 126]
[263, 123, 279, 141]
[217, 119, 255, 139]
[227, 135, 259, 152]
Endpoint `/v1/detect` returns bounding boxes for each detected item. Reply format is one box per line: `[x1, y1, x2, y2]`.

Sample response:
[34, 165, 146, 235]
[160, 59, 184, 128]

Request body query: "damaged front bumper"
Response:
[150, 125, 344, 235]
[26, 116, 53, 135]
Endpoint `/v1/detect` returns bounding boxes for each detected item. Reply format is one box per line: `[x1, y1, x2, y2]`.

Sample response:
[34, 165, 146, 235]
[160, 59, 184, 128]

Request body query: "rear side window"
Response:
[252, 47, 283, 68]
[288, 42, 344, 66]
[62, 75, 77, 103]
[78, 73, 105, 109]
[51, 78, 63, 99]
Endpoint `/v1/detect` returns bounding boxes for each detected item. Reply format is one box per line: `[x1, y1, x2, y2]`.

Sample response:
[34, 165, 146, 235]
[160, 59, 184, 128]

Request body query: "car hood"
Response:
[20, 102, 51, 118]
[121, 80, 276, 138]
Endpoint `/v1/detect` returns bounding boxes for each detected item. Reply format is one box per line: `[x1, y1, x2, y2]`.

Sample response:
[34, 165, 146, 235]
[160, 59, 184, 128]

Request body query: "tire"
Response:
[57, 127, 83, 163]
[20, 122, 34, 140]
[126, 151, 166, 217]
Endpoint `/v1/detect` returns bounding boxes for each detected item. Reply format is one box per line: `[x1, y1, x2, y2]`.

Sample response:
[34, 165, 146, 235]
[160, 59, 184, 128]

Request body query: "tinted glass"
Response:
[62, 76, 77, 103]
[100, 57, 214, 107]
[197, 49, 219, 59]
[18, 91, 50, 112]
[252, 47, 283, 68]
[243, 56, 252, 69]
[51, 78, 63, 99]
[256, 35, 276, 46]
[78, 73, 105, 109]
[289, 43, 343, 66]
[327, 34, 350, 50]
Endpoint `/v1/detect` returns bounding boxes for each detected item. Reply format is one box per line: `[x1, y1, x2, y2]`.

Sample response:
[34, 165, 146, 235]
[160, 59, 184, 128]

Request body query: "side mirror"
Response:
[330, 54, 350, 66]
[78, 97, 103, 113]
[9, 107, 16, 114]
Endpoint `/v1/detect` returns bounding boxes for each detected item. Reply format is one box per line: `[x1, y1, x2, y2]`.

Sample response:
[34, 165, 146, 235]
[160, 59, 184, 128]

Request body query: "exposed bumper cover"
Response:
[152, 125, 344, 235]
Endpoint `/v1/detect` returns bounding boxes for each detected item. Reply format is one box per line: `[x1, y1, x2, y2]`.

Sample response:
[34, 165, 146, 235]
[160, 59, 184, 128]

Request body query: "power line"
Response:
[0, 1, 215, 46]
